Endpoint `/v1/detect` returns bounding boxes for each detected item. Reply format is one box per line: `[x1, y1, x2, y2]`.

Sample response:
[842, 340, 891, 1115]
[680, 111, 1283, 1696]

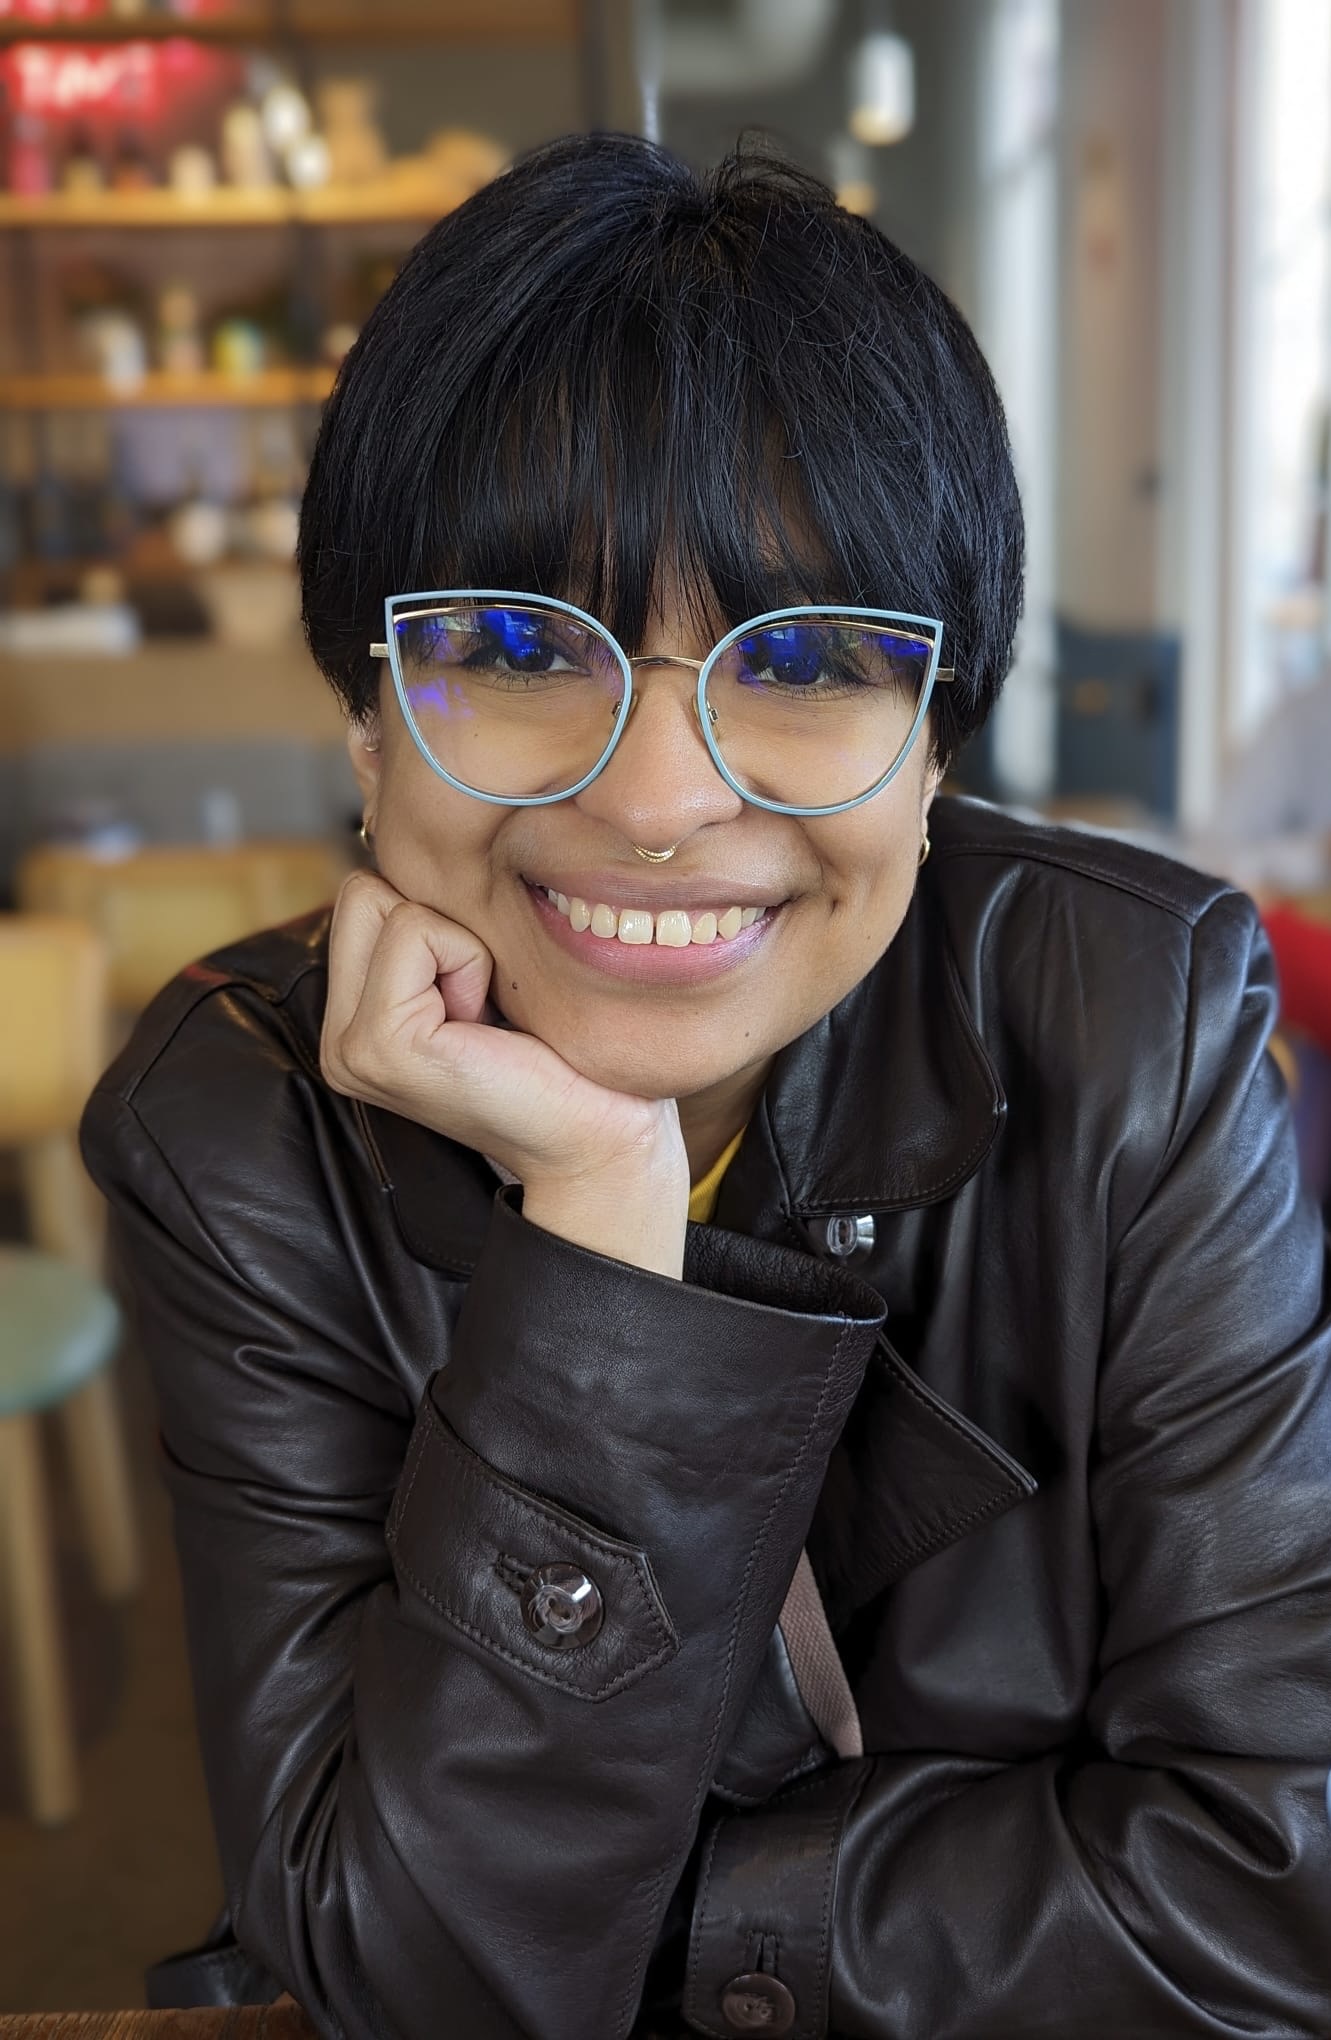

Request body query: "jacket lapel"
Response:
[722, 872, 1007, 1228]
[808, 1337, 1038, 1630]
[712, 871, 1036, 1618]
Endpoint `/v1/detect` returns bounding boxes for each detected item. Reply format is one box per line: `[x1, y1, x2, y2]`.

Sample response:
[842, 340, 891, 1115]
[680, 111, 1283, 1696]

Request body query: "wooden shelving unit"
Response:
[0, 366, 334, 408]
[0, 9, 270, 41]
[0, 0, 578, 42]
[0, 185, 456, 228]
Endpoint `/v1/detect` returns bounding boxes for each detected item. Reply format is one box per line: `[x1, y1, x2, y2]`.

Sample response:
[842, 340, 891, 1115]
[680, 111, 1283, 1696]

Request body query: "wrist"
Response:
[521, 1144, 689, 1279]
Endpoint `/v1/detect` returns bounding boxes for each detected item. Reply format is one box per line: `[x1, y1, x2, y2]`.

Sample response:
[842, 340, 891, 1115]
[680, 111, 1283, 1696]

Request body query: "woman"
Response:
[82, 133, 1331, 2039]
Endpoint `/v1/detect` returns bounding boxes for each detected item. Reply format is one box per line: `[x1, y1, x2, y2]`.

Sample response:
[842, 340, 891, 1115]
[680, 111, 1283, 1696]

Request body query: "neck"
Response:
[677, 1055, 773, 1183]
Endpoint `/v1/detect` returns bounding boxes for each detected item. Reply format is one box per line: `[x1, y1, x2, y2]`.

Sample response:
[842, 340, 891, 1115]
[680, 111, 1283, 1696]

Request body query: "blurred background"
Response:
[0, 0, 1328, 2013]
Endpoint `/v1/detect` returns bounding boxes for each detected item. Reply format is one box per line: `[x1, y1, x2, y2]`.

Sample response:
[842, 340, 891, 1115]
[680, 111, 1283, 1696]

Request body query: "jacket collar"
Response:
[715, 868, 1005, 1237]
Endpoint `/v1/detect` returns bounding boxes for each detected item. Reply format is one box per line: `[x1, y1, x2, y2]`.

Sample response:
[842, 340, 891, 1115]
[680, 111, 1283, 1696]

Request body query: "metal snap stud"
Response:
[823, 1212, 875, 1258]
[520, 1563, 604, 1650]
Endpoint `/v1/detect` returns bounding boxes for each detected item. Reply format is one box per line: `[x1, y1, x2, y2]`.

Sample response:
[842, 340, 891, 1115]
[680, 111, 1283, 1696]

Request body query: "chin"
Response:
[541, 1023, 740, 1104]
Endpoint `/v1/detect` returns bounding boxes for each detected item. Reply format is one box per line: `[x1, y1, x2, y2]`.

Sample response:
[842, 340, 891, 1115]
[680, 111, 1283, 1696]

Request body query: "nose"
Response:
[572, 661, 743, 844]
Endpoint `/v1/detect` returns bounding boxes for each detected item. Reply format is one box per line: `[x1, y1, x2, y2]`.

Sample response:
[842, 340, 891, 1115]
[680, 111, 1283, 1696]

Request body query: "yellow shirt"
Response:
[687, 1126, 746, 1224]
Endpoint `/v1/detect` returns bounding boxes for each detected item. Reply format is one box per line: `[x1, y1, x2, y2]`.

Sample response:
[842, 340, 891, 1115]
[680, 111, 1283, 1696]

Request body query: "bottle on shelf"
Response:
[61, 125, 106, 196]
[220, 102, 275, 190]
[168, 457, 229, 570]
[28, 416, 77, 564]
[157, 284, 206, 376]
[9, 109, 54, 197]
[112, 129, 157, 194]
[236, 412, 301, 562]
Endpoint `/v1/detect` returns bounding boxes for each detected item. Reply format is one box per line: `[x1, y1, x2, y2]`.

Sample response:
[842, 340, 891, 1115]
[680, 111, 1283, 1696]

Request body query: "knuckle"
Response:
[336, 867, 379, 911]
[319, 1038, 351, 1094]
[320, 1024, 371, 1097]
[384, 897, 432, 937]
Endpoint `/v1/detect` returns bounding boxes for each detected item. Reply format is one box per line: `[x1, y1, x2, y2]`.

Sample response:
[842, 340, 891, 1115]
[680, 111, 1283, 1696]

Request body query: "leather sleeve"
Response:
[81, 1074, 884, 2040]
[685, 895, 1331, 2038]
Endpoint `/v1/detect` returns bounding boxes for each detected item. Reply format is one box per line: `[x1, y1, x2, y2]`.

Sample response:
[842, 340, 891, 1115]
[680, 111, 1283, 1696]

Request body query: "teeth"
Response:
[539, 887, 770, 946]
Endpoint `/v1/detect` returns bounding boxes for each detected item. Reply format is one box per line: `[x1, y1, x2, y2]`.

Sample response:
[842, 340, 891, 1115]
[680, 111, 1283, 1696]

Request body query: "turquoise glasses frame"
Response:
[370, 588, 953, 819]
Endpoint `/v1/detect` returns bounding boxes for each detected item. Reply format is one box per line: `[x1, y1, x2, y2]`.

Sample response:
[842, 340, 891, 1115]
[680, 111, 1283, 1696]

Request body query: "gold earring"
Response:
[918, 831, 931, 869]
[359, 819, 375, 854]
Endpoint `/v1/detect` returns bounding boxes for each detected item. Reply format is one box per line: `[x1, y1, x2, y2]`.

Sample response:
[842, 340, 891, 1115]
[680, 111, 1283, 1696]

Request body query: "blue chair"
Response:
[0, 914, 139, 1824]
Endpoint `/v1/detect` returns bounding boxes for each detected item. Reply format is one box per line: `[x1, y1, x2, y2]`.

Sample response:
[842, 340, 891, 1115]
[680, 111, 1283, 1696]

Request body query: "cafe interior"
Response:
[0, 0, 1329, 2018]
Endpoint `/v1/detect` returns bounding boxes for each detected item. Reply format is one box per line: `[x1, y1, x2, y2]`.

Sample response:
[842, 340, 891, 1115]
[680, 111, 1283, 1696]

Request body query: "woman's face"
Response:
[351, 595, 938, 1105]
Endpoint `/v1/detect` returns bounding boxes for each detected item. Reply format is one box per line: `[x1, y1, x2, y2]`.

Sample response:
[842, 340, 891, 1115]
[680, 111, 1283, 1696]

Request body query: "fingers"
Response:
[322, 871, 494, 1099]
[317, 877, 687, 1223]
[322, 870, 402, 1052]
[353, 895, 494, 1038]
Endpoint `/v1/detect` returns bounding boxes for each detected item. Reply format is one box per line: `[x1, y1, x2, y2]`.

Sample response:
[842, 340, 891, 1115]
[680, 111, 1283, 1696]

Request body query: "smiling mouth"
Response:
[524, 882, 777, 948]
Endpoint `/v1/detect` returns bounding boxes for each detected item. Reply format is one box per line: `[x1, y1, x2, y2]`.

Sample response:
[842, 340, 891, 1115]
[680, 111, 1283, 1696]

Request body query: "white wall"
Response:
[1055, 0, 1169, 630]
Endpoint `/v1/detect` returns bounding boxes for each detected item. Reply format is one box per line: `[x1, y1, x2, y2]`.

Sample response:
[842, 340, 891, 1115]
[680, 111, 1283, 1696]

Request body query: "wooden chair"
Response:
[0, 913, 139, 1824]
[17, 838, 348, 1015]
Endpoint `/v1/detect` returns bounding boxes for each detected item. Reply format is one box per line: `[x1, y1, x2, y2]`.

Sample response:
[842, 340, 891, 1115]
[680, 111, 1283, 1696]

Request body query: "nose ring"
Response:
[633, 843, 678, 862]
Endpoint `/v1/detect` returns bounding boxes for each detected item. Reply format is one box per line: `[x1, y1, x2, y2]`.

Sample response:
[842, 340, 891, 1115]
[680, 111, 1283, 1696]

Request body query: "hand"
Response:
[320, 872, 689, 1275]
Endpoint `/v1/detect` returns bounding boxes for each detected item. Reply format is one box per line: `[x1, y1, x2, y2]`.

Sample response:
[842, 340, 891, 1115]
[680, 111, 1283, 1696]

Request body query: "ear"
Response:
[347, 715, 383, 807]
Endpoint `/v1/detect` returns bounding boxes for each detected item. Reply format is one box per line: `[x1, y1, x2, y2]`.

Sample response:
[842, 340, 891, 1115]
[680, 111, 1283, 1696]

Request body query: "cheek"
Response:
[810, 801, 925, 946]
[372, 755, 501, 916]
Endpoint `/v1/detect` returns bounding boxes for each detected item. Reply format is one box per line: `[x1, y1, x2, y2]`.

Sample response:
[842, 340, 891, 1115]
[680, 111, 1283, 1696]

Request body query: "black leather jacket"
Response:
[81, 797, 1331, 2039]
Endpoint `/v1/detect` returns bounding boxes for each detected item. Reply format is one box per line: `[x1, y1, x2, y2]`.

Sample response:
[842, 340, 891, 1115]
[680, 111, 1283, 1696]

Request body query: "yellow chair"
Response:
[17, 838, 348, 1015]
[0, 914, 139, 1824]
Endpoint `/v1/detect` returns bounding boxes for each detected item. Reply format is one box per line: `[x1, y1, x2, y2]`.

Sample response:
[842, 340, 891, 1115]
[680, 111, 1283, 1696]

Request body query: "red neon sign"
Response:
[1, 39, 235, 121]
[0, 0, 233, 19]
[0, 1, 103, 19]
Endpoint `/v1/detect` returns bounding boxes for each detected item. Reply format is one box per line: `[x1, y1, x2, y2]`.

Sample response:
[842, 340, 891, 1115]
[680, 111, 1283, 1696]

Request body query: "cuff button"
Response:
[720, 1973, 796, 2033]
[521, 1563, 604, 1649]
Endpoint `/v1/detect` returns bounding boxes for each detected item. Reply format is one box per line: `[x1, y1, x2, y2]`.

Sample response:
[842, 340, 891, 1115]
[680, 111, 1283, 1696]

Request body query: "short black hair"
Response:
[298, 130, 1024, 767]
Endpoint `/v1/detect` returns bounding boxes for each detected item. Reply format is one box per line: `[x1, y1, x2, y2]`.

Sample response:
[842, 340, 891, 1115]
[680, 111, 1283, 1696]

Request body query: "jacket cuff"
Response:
[684, 1763, 871, 2039]
[432, 1188, 886, 1618]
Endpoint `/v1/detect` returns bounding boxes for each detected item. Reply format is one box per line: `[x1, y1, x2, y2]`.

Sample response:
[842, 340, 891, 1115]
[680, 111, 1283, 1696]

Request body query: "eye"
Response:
[738, 626, 826, 688]
[472, 609, 577, 674]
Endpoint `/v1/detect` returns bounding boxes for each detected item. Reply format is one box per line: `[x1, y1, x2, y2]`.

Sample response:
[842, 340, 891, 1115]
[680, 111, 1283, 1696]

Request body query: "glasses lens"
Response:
[705, 616, 936, 810]
[392, 602, 624, 800]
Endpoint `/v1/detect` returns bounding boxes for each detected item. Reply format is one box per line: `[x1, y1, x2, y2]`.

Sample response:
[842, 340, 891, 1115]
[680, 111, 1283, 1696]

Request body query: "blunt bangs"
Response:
[298, 131, 1024, 766]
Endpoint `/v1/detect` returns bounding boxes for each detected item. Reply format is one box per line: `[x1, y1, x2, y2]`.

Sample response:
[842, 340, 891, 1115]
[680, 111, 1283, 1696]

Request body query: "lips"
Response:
[538, 886, 768, 947]
[521, 876, 781, 981]
[521, 864, 786, 948]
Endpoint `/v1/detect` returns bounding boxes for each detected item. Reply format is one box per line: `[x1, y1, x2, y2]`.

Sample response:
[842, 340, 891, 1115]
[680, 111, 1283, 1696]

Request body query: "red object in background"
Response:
[0, 0, 102, 19]
[8, 104, 51, 189]
[1264, 904, 1331, 1058]
[3, 39, 230, 119]
[0, 0, 235, 19]
[1, 38, 245, 180]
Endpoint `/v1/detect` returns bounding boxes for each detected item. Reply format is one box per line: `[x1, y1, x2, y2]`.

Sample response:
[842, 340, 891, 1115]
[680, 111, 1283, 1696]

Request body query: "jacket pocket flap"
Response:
[387, 1390, 679, 1701]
